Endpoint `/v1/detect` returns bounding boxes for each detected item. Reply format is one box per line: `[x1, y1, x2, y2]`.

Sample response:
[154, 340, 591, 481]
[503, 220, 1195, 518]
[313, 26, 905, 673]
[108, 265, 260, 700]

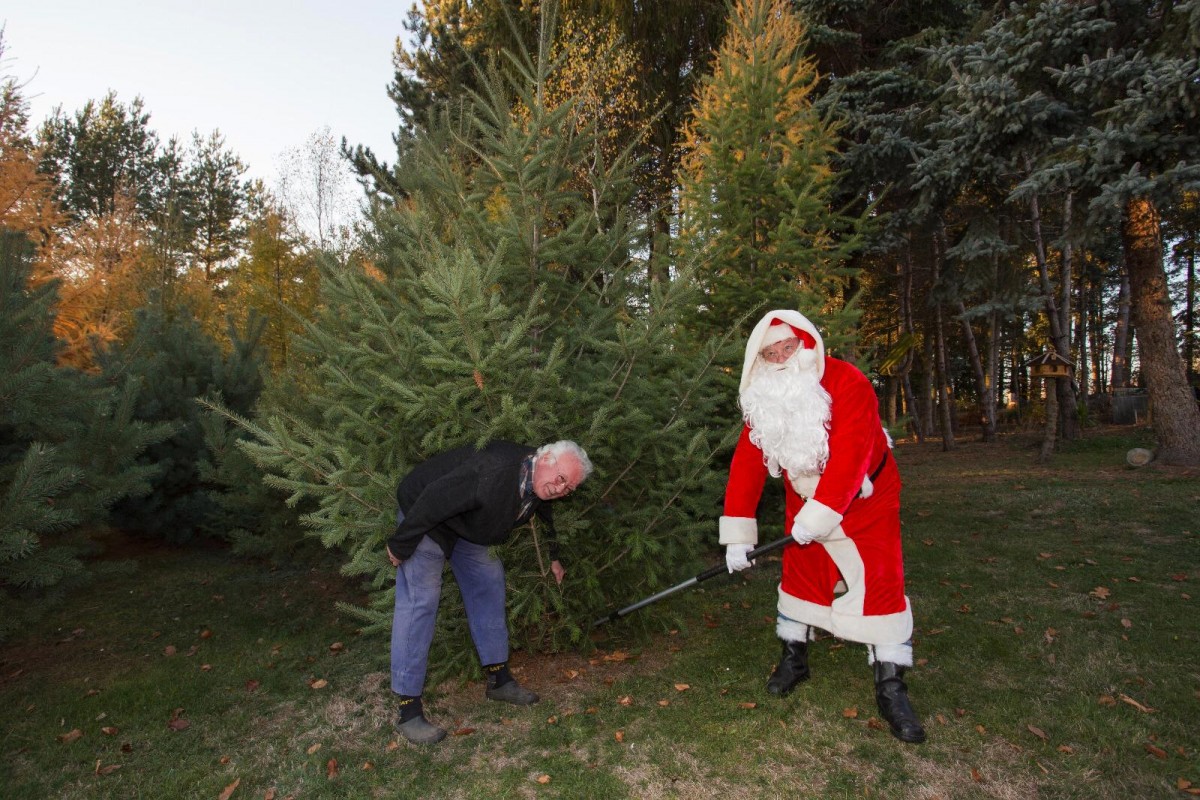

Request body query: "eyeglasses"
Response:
[760, 337, 801, 364]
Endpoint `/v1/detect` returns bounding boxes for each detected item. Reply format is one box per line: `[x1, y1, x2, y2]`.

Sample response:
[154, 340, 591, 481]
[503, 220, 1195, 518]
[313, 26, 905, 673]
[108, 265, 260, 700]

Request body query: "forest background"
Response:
[2, 0, 1199, 662]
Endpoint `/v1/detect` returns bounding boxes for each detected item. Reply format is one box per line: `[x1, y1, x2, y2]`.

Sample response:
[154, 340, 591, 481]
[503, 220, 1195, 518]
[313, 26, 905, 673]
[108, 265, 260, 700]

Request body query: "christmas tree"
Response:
[222, 18, 738, 666]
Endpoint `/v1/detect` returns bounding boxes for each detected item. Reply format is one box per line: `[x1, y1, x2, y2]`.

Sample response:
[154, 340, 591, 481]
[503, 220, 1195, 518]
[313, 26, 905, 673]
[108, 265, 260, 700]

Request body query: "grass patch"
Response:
[1, 426, 1197, 798]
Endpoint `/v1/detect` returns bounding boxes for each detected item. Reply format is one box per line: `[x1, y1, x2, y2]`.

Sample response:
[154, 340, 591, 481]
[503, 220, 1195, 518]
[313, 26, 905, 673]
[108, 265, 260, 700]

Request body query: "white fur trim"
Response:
[859, 475, 874, 499]
[776, 617, 811, 643]
[788, 473, 821, 499]
[719, 516, 758, 545]
[762, 323, 798, 347]
[793, 499, 843, 540]
[868, 642, 913, 667]
[740, 310, 826, 393]
[778, 586, 913, 645]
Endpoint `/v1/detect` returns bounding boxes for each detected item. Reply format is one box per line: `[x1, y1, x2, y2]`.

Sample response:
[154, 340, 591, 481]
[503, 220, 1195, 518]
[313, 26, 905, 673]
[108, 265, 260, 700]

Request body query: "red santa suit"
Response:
[720, 310, 913, 652]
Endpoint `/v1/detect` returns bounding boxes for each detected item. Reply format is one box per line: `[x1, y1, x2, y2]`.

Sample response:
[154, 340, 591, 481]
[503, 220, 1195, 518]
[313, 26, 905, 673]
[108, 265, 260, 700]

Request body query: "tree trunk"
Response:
[1186, 241, 1196, 384]
[1111, 267, 1132, 389]
[1038, 378, 1057, 463]
[934, 303, 955, 451]
[957, 299, 996, 441]
[1122, 197, 1200, 466]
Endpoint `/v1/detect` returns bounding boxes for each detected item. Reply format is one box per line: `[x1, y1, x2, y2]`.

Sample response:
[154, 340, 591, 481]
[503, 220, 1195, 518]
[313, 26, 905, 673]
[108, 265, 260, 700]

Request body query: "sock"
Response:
[484, 662, 513, 688]
[397, 694, 423, 723]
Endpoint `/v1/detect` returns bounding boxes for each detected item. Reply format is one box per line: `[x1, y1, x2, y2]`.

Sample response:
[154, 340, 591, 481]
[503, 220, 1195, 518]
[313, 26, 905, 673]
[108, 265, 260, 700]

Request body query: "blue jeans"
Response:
[390, 512, 509, 696]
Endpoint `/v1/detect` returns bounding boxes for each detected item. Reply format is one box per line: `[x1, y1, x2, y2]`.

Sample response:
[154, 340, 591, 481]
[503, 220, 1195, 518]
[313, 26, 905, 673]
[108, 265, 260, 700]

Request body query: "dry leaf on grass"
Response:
[309, 678, 328, 690]
[617, 695, 633, 706]
[842, 707, 858, 718]
[674, 683, 690, 692]
[100, 726, 118, 735]
[452, 728, 475, 737]
[1089, 586, 1111, 600]
[1119, 694, 1156, 713]
[1027, 725, 1049, 741]
[536, 775, 551, 784]
[971, 768, 982, 782]
[306, 743, 321, 755]
[739, 702, 757, 710]
[1144, 744, 1167, 760]
[614, 730, 624, 743]
[217, 778, 239, 800]
[326, 758, 339, 779]
[94, 761, 121, 776]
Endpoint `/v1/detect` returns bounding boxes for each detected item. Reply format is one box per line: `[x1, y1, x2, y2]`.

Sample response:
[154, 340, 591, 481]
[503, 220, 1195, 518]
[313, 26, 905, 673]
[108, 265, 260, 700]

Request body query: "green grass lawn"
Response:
[2, 426, 1197, 799]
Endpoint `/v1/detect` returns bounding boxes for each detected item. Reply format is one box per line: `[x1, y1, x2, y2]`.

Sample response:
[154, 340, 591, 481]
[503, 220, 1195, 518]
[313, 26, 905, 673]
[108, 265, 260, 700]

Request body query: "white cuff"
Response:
[792, 499, 843, 540]
[719, 516, 758, 545]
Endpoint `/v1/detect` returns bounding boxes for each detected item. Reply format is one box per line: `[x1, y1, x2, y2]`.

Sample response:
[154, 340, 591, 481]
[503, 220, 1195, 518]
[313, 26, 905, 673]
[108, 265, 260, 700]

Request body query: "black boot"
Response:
[874, 662, 926, 743]
[766, 640, 810, 697]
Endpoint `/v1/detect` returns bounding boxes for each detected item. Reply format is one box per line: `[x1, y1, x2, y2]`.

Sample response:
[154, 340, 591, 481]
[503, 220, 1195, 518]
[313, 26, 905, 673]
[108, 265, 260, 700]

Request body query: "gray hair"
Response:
[537, 440, 594, 480]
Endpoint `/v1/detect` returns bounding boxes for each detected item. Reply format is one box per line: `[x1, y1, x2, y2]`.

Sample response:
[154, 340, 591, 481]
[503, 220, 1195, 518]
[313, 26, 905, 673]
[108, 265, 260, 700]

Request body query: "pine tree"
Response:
[97, 306, 266, 542]
[677, 0, 866, 350]
[0, 231, 169, 638]
[220, 18, 736, 668]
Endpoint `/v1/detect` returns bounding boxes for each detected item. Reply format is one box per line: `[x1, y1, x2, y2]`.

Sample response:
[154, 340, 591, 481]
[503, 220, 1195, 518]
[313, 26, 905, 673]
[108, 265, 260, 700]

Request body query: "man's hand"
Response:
[386, 545, 402, 568]
[790, 522, 819, 546]
[725, 543, 755, 573]
[550, 559, 565, 585]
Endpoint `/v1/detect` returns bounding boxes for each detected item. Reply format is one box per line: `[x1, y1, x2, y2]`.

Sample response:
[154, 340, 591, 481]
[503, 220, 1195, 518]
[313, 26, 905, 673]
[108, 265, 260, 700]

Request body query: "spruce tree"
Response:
[223, 19, 735, 667]
[98, 306, 266, 542]
[0, 232, 169, 637]
[677, 0, 866, 350]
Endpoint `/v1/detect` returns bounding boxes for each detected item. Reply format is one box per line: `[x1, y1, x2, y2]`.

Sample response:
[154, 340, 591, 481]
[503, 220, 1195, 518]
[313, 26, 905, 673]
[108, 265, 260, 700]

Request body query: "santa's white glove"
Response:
[725, 543, 755, 573]
[791, 521, 819, 546]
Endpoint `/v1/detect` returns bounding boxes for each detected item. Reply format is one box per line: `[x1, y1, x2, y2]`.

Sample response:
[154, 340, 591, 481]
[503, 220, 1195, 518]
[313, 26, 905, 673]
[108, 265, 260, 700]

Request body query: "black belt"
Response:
[857, 451, 891, 498]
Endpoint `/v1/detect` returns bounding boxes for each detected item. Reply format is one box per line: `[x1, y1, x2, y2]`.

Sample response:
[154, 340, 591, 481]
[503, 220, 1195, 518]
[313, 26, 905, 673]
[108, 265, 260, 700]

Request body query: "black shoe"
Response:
[874, 662, 926, 744]
[486, 679, 539, 705]
[766, 640, 810, 697]
[395, 714, 447, 745]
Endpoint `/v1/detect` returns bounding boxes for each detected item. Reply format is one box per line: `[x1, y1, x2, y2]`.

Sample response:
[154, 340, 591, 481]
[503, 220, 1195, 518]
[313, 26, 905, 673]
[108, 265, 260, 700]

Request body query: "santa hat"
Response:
[738, 310, 826, 392]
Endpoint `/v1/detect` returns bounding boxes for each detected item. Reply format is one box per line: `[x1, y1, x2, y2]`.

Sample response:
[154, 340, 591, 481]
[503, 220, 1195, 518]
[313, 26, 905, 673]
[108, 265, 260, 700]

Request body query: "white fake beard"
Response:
[740, 351, 831, 478]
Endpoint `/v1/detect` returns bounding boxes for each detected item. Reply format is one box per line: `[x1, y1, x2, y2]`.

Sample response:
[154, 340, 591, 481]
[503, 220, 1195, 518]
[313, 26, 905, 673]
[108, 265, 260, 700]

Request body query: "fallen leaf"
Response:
[867, 718, 884, 730]
[546, 716, 558, 724]
[657, 700, 670, 707]
[1171, 573, 1188, 582]
[1179, 779, 1193, 790]
[362, 761, 374, 770]
[674, 683, 690, 692]
[1119, 694, 1156, 713]
[95, 762, 121, 776]
[614, 730, 624, 743]
[307, 743, 322, 755]
[217, 778, 240, 800]
[1058, 744, 1074, 754]
[563, 669, 579, 679]
[326, 758, 338, 779]
[385, 740, 399, 752]
[310, 679, 328, 690]
[1037, 552, 1053, 560]
[200, 629, 213, 639]
[936, 713, 948, 725]
[163, 645, 177, 657]
[101, 726, 118, 735]
[219, 756, 230, 765]
[329, 642, 345, 653]
[84, 688, 100, 697]
[537, 775, 551, 784]
[1144, 744, 1167, 760]
[739, 702, 757, 710]
[167, 719, 190, 732]
[452, 728, 475, 736]
[971, 768, 982, 782]
[842, 707, 858, 718]
[602, 651, 631, 662]
[617, 695, 633, 706]
[264, 788, 276, 800]
[975, 724, 987, 734]
[1098, 694, 1117, 707]
[201, 664, 213, 672]
[1089, 586, 1111, 600]
[1027, 725, 1049, 741]
[1121, 618, 1132, 629]
[245, 680, 260, 692]
[57, 729, 83, 744]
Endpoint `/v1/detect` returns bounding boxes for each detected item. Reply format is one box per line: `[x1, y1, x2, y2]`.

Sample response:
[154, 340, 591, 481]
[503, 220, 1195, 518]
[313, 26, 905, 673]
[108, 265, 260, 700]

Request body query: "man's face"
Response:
[760, 336, 801, 365]
[533, 452, 584, 501]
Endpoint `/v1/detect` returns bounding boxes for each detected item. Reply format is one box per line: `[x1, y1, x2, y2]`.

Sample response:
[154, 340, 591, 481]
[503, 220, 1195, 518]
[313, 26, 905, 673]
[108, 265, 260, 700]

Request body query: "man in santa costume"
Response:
[720, 309, 925, 744]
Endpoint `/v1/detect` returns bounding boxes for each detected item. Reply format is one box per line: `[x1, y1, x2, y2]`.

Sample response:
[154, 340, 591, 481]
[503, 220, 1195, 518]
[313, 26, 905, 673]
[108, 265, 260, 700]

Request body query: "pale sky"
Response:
[2, 1, 408, 183]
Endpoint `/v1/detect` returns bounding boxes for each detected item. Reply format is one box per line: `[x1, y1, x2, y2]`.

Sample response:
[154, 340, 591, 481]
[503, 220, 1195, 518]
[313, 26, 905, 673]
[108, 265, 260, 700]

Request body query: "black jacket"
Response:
[387, 441, 559, 561]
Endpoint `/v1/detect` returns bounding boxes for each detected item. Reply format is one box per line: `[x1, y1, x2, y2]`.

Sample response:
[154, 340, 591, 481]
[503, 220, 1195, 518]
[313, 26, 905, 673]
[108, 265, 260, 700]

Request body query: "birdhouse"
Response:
[1028, 346, 1074, 380]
